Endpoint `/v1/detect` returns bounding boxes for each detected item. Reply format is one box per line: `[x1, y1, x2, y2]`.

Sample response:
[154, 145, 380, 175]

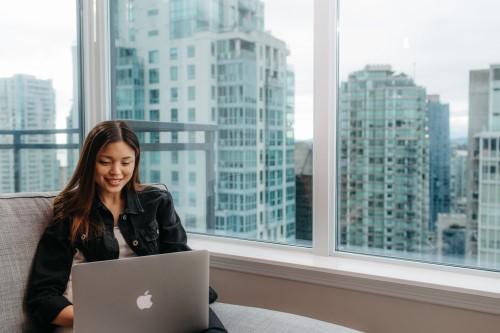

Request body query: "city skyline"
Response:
[1, 0, 500, 268]
[2, 1, 500, 140]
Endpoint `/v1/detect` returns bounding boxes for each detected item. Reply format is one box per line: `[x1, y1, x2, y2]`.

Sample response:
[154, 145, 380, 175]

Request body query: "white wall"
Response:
[210, 267, 500, 333]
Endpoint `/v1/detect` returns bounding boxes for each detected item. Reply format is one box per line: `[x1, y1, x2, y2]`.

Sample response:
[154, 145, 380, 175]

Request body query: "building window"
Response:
[188, 108, 196, 122]
[147, 8, 158, 16]
[150, 170, 161, 183]
[149, 89, 159, 104]
[148, 50, 159, 64]
[187, 86, 195, 101]
[171, 151, 178, 165]
[150, 151, 160, 165]
[188, 151, 196, 164]
[189, 171, 196, 186]
[149, 69, 159, 84]
[150, 109, 159, 121]
[185, 214, 197, 229]
[187, 45, 195, 58]
[188, 192, 197, 207]
[171, 108, 178, 122]
[150, 132, 160, 143]
[187, 64, 195, 80]
[169, 47, 178, 60]
[171, 171, 179, 185]
[170, 87, 178, 102]
[170, 66, 178, 81]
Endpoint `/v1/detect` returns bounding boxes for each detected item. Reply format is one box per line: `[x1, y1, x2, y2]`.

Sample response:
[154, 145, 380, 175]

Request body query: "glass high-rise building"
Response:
[468, 64, 500, 269]
[427, 94, 451, 232]
[0, 74, 59, 192]
[112, 0, 295, 242]
[339, 65, 429, 253]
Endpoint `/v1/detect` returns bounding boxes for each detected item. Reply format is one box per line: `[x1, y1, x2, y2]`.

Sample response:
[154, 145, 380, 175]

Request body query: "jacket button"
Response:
[81, 234, 87, 240]
[132, 240, 139, 246]
[123, 215, 127, 220]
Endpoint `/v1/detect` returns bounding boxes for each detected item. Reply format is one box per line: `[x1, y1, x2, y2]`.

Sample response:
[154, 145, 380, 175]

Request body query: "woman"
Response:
[26, 120, 226, 333]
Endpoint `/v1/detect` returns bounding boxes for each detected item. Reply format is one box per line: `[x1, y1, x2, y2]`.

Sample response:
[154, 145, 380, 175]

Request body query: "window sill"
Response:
[188, 235, 500, 316]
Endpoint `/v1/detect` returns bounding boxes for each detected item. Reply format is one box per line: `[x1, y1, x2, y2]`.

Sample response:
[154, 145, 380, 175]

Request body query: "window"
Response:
[170, 66, 178, 81]
[169, 47, 178, 60]
[107, 0, 499, 274]
[150, 151, 160, 165]
[189, 171, 196, 186]
[150, 170, 161, 183]
[171, 171, 179, 185]
[171, 108, 178, 122]
[148, 50, 159, 64]
[188, 108, 196, 122]
[150, 109, 159, 121]
[149, 69, 159, 84]
[170, 88, 178, 102]
[187, 64, 195, 80]
[149, 89, 159, 104]
[187, 45, 195, 58]
[0, 0, 79, 193]
[338, 0, 500, 271]
[147, 8, 158, 16]
[188, 192, 197, 207]
[148, 30, 159, 37]
[187, 86, 195, 101]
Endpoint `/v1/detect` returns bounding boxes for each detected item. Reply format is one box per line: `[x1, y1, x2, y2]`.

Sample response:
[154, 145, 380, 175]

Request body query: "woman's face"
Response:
[94, 141, 136, 198]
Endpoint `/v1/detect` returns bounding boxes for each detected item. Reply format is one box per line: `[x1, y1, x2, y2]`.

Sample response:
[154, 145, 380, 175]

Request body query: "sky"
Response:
[337, 0, 500, 140]
[1, 0, 499, 141]
[0, 0, 76, 128]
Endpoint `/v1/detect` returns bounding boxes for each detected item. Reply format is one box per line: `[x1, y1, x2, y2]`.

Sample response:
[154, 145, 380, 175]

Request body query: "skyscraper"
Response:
[112, 0, 295, 242]
[427, 94, 451, 232]
[295, 140, 313, 242]
[468, 64, 500, 268]
[450, 148, 467, 214]
[339, 65, 429, 253]
[0, 74, 59, 192]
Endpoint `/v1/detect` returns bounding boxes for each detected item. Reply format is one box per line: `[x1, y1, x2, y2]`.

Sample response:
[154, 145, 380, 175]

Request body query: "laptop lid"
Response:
[72, 250, 209, 333]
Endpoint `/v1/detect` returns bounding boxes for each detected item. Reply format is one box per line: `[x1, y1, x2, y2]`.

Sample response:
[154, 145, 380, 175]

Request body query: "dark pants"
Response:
[200, 308, 227, 333]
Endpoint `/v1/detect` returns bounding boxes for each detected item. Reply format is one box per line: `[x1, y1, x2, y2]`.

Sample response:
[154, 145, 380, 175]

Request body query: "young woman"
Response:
[26, 120, 226, 333]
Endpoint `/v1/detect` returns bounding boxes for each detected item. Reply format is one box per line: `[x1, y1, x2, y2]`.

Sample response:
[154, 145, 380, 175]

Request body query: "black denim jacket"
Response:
[26, 186, 199, 331]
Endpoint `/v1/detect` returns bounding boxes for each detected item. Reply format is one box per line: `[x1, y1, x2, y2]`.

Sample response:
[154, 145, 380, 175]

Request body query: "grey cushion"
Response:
[0, 192, 58, 333]
[211, 302, 360, 333]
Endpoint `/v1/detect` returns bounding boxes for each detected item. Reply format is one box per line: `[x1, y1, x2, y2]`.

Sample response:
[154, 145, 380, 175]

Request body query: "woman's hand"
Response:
[52, 305, 74, 327]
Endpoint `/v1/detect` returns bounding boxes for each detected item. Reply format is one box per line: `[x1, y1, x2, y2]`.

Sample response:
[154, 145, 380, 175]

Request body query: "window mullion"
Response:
[313, 0, 337, 256]
[81, 0, 111, 135]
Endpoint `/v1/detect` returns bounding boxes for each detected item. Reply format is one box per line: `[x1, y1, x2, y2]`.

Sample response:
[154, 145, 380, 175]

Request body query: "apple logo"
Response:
[136, 290, 153, 310]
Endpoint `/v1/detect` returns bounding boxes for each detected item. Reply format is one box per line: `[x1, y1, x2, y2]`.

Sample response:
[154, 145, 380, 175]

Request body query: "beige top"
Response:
[55, 227, 136, 333]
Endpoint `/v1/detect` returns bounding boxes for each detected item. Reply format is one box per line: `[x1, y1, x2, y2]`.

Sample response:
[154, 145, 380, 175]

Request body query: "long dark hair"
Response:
[53, 120, 142, 242]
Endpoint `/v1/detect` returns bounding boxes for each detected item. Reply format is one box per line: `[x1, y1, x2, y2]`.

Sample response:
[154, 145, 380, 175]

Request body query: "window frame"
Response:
[80, 0, 500, 316]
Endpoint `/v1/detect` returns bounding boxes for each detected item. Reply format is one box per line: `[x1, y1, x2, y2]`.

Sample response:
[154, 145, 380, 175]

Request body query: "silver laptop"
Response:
[72, 250, 209, 333]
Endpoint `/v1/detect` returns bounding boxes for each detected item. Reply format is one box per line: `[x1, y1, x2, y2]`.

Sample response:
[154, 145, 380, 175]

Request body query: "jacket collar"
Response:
[123, 186, 144, 214]
[94, 185, 144, 215]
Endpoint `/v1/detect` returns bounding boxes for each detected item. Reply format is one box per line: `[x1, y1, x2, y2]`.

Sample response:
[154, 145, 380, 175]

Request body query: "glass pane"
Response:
[111, 0, 313, 245]
[338, 0, 500, 270]
[0, 1, 79, 193]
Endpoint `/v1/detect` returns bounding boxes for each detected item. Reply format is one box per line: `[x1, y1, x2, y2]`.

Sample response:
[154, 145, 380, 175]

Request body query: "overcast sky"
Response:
[0, 0, 76, 127]
[337, 0, 500, 139]
[1, 1, 499, 140]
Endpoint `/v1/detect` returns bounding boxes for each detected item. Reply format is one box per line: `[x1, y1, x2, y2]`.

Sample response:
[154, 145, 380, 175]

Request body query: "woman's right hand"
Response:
[52, 305, 74, 327]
